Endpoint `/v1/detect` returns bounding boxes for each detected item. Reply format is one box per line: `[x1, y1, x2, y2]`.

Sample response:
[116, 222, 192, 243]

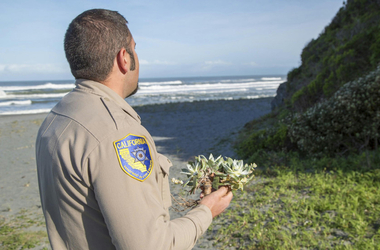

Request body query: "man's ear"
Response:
[116, 48, 128, 74]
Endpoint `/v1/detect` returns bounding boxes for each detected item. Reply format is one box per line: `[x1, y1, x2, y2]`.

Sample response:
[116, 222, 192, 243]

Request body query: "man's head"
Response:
[64, 9, 136, 82]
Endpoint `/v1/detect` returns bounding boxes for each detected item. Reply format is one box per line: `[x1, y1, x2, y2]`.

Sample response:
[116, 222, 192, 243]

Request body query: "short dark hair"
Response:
[64, 9, 135, 82]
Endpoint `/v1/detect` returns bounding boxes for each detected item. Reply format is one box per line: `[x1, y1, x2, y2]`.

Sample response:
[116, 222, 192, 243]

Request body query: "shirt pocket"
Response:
[158, 154, 172, 209]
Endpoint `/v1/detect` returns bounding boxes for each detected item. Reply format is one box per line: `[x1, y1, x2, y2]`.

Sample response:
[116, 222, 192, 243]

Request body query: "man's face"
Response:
[125, 38, 139, 98]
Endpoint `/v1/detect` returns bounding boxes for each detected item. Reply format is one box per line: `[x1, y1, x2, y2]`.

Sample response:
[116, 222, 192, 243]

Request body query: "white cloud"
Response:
[243, 61, 258, 67]
[139, 59, 177, 65]
[139, 60, 150, 65]
[0, 63, 67, 73]
[204, 60, 231, 65]
[200, 60, 232, 71]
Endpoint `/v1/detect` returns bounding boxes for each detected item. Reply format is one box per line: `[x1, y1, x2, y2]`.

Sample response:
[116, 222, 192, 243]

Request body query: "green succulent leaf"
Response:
[177, 154, 257, 194]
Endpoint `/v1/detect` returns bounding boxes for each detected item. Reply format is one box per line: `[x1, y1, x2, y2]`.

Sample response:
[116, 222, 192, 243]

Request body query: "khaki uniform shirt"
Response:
[36, 79, 212, 250]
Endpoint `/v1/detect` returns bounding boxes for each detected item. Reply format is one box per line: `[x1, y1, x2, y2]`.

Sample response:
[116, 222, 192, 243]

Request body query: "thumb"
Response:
[215, 186, 230, 196]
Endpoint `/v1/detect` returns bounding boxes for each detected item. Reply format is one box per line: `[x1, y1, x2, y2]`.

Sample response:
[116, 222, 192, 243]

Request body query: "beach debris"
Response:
[170, 194, 200, 212]
[174, 154, 257, 196]
[171, 178, 183, 185]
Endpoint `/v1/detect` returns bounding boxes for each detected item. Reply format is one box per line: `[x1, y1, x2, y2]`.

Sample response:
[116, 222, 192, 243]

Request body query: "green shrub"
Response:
[236, 124, 290, 160]
[288, 65, 380, 156]
[290, 88, 304, 105]
[287, 67, 302, 82]
[370, 28, 380, 66]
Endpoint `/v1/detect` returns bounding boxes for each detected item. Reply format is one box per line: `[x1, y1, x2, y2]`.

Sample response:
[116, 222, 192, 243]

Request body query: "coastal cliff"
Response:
[237, 0, 380, 161]
[271, 0, 380, 112]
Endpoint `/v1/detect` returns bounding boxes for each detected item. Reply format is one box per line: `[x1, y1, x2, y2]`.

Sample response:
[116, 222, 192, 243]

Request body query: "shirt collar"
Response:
[74, 79, 141, 123]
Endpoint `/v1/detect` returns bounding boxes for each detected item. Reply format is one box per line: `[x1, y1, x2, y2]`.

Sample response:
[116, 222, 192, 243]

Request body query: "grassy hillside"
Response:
[276, 0, 380, 113]
[237, 0, 380, 161]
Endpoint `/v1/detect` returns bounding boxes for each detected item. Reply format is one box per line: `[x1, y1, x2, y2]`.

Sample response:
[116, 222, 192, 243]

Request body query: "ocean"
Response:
[0, 75, 285, 116]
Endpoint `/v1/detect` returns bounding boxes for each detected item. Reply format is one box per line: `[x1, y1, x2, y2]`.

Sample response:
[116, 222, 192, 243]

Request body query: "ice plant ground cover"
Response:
[200, 150, 380, 249]
[173, 154, 257, 196]
[0, 209, 48, 249]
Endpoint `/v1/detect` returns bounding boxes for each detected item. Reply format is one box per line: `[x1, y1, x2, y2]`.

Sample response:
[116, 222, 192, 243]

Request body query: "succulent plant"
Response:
[220, 158, 257, 191]
[174, 154, 256, 196]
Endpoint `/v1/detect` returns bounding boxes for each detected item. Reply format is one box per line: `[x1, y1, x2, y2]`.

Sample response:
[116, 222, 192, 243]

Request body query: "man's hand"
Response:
[199, 186, 233, 218]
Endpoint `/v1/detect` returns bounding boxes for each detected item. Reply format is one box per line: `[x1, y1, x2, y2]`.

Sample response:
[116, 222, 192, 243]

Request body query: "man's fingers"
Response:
[224, 189, 233, 200]
[216, 186, 232, 197]
[201, 186, 232, 199]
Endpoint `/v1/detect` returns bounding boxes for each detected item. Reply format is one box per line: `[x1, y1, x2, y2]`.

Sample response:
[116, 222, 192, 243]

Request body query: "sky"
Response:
[0, 0, 344, 81]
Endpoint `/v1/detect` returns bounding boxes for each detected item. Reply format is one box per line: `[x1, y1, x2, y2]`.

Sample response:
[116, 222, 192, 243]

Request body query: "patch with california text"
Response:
[113, 134, 153, 182]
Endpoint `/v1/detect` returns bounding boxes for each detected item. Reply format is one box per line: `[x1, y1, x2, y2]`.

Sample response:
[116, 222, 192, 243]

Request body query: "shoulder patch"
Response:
[113, 134, 154, 182]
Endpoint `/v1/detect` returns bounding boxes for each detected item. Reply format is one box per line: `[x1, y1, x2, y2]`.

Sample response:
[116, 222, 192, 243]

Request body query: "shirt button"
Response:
[104, 97, 110, 101]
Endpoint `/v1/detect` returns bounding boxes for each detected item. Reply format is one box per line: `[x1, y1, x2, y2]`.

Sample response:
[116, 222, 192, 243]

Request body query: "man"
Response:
[36, 9, 232, 250]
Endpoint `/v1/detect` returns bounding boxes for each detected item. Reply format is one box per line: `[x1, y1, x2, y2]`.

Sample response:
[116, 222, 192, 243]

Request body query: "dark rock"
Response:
[271, 81, 287, 111]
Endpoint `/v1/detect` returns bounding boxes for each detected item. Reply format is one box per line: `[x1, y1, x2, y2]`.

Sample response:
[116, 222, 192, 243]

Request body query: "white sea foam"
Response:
[0, 76, 285, 116]
[0, 83, 75, 91]
[261, 77, 282, 81]
[220, 78, 257, 83]
[0, 100, 32, 106]
[139, 80, 182, 86]
[0, 108, 51, 115]
[136, 80, 284, 95]
[246, 94, 274, 99]
[0, 92, 68, 99]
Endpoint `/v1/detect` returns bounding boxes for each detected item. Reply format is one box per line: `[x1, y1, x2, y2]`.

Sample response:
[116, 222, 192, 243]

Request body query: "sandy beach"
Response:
[0, 97, 272, 249]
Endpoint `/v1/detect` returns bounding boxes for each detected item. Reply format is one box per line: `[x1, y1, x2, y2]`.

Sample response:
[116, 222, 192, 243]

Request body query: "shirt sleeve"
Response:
[88, 135, 212, 250]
